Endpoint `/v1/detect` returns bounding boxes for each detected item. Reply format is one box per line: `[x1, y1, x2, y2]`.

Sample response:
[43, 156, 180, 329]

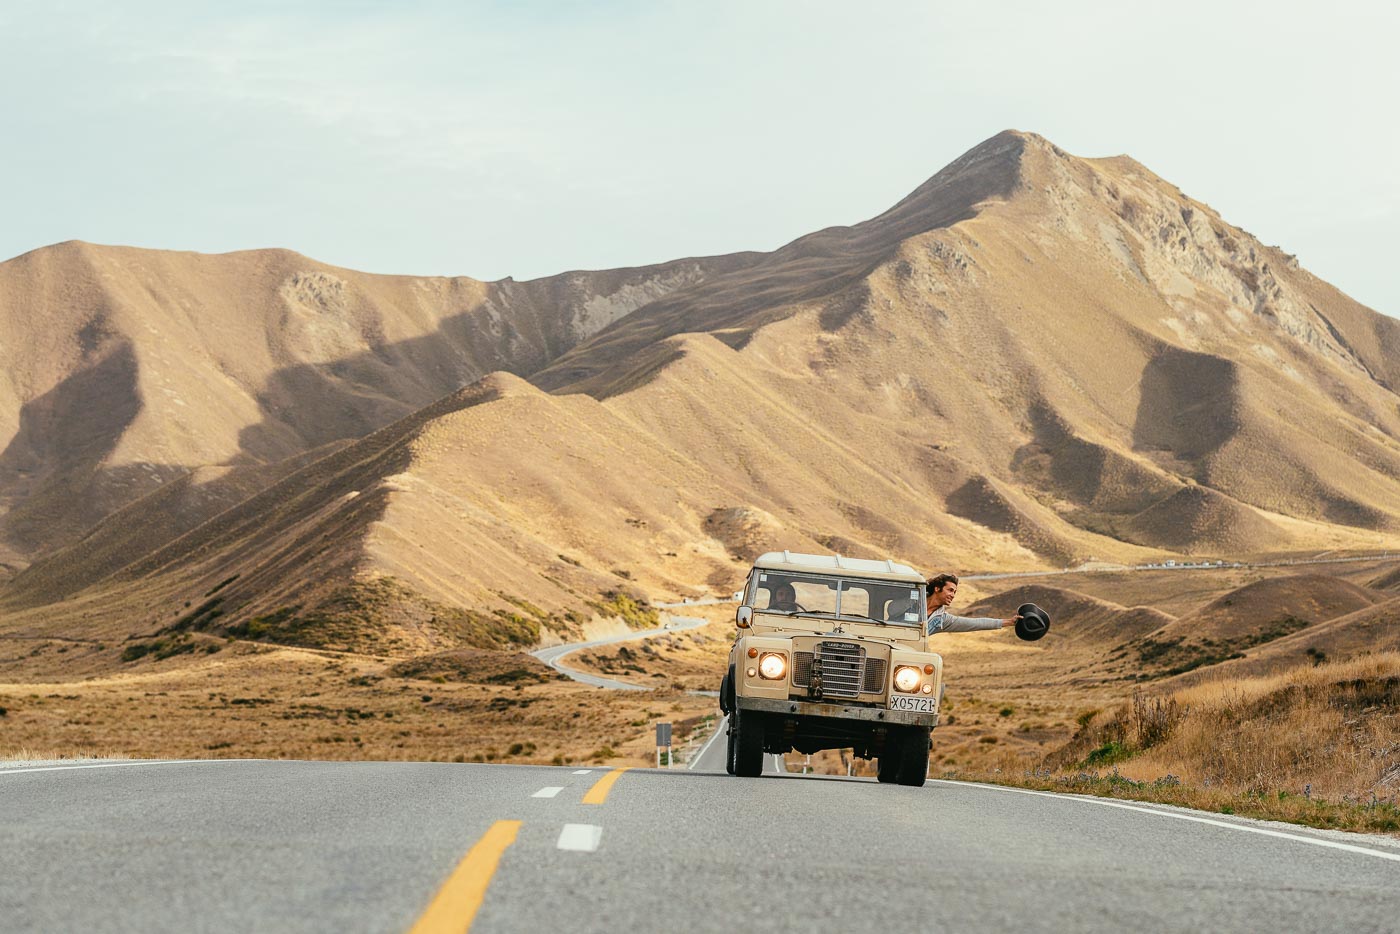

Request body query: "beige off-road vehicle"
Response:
[719, 551, 942, 786]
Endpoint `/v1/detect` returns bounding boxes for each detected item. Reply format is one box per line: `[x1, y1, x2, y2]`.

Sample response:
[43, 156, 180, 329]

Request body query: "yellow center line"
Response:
[581, 767, 629, 804]
[407, 819, 522, 934]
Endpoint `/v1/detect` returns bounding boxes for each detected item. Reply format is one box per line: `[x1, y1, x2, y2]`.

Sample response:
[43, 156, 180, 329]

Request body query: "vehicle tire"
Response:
[896, 727, 931, 787]
[732, 708, 765, 777]
[876, 733, 902, 783]
[725, 715, 737, 775]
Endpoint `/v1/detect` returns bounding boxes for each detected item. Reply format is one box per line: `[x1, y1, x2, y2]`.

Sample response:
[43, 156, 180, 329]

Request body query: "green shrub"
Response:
[1082, 741, 1132, 767]
[122, 637, 198, 662]
[589, 591, 659, 630]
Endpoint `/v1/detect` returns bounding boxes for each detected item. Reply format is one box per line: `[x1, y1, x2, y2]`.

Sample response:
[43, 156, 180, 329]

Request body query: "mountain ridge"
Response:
[0, 238, 761, 571]
[3, 130, 1399, 655]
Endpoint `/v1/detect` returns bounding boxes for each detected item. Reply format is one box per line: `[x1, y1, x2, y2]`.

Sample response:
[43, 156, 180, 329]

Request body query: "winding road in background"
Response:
[527, 615, 708, 690]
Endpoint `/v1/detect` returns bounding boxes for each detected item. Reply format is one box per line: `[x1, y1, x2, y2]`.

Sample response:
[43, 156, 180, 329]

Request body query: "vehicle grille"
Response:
[815, 641, 865, 699]
[792, 652, 814, 687]
[862, 658, 887, 694]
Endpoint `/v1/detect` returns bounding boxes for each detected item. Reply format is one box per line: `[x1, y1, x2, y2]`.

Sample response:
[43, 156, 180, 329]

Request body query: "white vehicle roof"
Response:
[751, 551, 925, 584]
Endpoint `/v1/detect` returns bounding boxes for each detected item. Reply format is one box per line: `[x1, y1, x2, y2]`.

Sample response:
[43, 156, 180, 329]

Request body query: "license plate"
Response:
[889, 694, 935, 712]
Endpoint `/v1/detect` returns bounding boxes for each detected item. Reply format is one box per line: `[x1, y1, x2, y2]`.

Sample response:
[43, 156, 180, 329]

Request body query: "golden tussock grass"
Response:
[0, 747, 132, 764]
[0, 643, 718, 771]
[955, 652, 1400, 833]
[1126, 653, 1400, 798]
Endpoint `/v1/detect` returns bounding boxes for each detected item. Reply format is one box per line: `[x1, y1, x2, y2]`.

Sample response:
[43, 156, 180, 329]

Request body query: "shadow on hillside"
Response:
[1131, 347, 1240, 461]
[531, 136, 1023, 397]
[2, 258, 690, 585]
[3, 244, 747, 604]
[0, 301, 547, 602]
[0, 342, 157, 557]
[233, 303, 544, 463]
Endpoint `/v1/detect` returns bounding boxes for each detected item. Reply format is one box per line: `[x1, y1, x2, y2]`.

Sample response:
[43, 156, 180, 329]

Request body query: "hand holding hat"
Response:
[1014, 603, 1051, 641]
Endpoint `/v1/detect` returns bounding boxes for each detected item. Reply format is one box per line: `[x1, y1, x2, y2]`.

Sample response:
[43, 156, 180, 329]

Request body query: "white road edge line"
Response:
[0, 759, 241, 777]
[688, 715, 728, 770]
[934, 780, 1400, 863]
[556, 824, 603, 852]
[532, 786, 564, 798]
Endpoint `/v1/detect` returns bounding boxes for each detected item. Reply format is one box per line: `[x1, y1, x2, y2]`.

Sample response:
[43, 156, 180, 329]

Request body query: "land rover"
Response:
[719, 551, 941, 786]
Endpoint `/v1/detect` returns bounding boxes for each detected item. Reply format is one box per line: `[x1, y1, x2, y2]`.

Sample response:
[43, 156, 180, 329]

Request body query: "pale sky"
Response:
[3, 0, 1396, 316]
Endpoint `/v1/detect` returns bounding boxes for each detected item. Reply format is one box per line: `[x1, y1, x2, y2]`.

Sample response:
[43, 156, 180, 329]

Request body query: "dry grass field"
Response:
[2, 561, 1397, 834]
[0, 639, 717, 769]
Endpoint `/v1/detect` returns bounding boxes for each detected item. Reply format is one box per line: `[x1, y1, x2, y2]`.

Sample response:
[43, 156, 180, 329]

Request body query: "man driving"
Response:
[769, 582, 800, 612]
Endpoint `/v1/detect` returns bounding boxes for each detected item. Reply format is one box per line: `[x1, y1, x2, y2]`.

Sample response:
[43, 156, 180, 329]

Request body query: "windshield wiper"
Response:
[795, 611, 893, 626]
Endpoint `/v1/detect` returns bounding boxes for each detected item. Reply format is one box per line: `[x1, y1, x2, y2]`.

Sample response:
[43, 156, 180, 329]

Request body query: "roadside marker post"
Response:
[656, 722, 672, 768]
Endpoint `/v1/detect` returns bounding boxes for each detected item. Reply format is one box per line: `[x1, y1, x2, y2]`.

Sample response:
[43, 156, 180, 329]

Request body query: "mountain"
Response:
[535, 132, 1400, 554]
[0, 242, 759, 572]
[4, 130, 1400, 657]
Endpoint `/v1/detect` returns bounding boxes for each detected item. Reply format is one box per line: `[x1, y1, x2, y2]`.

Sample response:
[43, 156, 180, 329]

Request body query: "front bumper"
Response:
[736, 694, 938, 728]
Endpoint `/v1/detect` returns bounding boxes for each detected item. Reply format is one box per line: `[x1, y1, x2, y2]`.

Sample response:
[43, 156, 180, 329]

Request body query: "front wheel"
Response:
[876, 733, 902, 783]
[731, 708, 765, 777]
[896, 727, 931, 787]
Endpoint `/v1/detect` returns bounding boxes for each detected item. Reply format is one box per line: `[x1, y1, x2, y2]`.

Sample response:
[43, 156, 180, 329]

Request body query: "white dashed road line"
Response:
[532, 787, 564, 798]
[556, 824, 603, 852]
[572, 769, 592, 775]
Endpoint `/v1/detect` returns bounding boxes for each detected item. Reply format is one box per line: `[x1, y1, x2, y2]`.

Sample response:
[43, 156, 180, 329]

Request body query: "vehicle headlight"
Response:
[758, 653, 787, 680]
[893, 665, 922, 693]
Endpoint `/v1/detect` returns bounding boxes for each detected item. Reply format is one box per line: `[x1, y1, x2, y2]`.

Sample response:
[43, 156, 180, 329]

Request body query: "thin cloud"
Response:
[0, 1, 1395, 313]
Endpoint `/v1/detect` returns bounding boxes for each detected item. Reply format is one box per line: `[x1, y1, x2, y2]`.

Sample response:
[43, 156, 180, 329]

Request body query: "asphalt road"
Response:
[528, 616, 707, 690]
[5, 758, 1400, 933]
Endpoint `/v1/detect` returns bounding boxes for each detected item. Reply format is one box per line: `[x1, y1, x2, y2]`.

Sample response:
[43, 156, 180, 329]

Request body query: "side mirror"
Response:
[735, 605, 752, 629]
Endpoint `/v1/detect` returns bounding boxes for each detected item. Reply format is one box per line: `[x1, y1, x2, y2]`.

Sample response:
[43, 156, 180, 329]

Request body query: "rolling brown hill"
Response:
[1151, 574, 1380, 643]
[965, 583, 1174, 647]
[1201, 594, 1400, 677]
[1124, 573, 1388, 680]
[957, 569, 1399, 690]
[4, 130, 1400, 660]
[1370, 565, 1400, 591]
[0, 242, 759, 573]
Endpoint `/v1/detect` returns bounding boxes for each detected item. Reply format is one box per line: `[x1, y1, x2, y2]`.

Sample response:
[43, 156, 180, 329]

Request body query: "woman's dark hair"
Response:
[926, 574, 959, 593]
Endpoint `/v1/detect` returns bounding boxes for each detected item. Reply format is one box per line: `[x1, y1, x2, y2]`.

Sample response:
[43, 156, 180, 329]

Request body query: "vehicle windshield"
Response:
[749, 571, 924, 628]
